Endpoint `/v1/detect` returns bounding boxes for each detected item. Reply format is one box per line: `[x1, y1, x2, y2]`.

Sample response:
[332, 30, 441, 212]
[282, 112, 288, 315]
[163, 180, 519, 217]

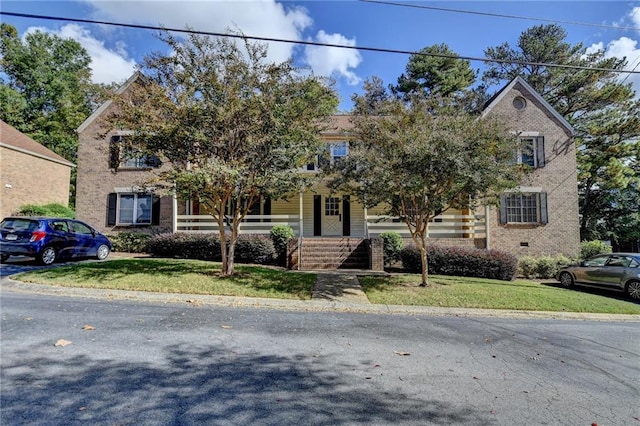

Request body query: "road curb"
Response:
[3, 277, 640, 322]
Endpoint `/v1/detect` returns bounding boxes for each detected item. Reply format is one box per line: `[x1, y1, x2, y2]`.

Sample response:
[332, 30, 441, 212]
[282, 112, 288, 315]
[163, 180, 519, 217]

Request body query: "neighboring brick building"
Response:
[75, 74, 581, 266]
[480, 77, 580, 258]
[0, 120, 75, 219]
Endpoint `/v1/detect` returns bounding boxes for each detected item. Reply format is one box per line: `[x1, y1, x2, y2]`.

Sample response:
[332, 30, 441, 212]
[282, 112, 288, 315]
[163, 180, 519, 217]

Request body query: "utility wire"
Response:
[2, 10, 639, 75]
[360, 0, 640, 32]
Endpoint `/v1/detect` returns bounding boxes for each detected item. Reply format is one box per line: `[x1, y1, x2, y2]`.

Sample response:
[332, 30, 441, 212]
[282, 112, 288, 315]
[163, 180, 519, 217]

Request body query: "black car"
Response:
[0, 217, 112, 265]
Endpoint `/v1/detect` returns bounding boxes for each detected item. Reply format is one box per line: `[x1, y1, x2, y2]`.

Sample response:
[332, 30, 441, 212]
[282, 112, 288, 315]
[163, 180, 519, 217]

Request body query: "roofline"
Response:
[481, 76, 575, 136]
[0, 142, 75, 168]
[77, 71, 147, 134]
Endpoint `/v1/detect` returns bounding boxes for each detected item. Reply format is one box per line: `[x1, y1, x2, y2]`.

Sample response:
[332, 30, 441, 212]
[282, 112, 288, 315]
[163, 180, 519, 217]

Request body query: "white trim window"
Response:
[107, 192, 156, 226]
[516, 135, 545, 168]
[500, 192, 548, 225]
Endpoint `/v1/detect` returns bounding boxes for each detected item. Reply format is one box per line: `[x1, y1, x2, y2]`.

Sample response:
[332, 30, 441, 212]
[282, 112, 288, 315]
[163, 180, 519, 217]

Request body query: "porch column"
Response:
[364, 206, 369, 238]
[172, 192, 178, 233]
[298, 191, 304, 271]
[485, 205, 491, 250]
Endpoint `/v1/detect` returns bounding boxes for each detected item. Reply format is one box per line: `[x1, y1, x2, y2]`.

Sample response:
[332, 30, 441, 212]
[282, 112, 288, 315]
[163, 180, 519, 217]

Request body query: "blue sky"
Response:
[2, 1, 640, 111]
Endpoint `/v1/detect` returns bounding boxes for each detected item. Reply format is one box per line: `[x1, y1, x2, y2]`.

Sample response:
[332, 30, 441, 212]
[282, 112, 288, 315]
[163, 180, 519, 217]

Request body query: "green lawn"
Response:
[12, 258, 640, 314]
[15, 259, 316, 300]
[359, 274, 640, 314]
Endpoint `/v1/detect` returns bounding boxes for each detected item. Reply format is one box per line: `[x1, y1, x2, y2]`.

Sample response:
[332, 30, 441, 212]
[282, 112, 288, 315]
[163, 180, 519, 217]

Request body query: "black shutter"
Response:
[539, 192, 548, 224]
[499, 194, 507, 225]
[152, 196, 161, 225]
[263, 197, 271, 223]
[342, 196, 350, 236]
[313, 195, 322, 236]
[147, 155, 162, 168]
[247, 199, 261, 223]
[107, 193, 117, 226]
[536, 136, 545, 168]
[109, 137, 120, 169]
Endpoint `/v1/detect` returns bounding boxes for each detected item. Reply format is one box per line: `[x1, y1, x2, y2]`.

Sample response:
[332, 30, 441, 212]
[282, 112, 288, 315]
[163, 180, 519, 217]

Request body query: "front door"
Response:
[323, 196, 342, 236]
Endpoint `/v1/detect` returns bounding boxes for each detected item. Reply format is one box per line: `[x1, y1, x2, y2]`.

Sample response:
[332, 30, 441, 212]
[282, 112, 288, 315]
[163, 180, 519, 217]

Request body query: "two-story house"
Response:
[75, 74, 580, 269]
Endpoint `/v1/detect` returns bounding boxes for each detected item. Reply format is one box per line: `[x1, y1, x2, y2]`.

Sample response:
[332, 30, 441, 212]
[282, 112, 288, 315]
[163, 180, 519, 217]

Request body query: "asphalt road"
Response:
[1, 289, 639, 425]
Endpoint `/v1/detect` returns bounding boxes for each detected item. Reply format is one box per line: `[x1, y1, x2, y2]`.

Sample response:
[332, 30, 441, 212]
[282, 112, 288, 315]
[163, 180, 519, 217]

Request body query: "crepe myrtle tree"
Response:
[111, 31, 338, 275]
[328, 78, 522, 286]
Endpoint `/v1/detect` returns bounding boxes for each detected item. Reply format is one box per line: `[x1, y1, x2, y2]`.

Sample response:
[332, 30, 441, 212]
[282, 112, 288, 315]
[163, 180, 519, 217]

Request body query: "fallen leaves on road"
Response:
[394, 351, 410, 356]
[186, 299, 201, 307]
[54, 339, 72, 347]
[221, 325, 232, 329]
[82, 325, 95, 330]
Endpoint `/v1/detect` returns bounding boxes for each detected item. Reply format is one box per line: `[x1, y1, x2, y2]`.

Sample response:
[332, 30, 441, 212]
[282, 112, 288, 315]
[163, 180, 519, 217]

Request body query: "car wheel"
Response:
[37, 246, 57, 265]
[0, 254, 9, 263]
[626, 281, 640, 301]
[96, 244, 110, 261]
[559, 272, 574, 288]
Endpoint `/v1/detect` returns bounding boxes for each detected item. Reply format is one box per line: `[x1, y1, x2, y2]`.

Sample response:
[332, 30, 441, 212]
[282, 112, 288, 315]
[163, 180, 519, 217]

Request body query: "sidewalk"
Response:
[312, 271, 371, 303]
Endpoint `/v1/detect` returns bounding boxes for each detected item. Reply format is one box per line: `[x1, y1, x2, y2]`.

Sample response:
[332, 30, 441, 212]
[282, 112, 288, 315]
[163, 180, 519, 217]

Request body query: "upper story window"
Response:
[307, 141, 349, 171]
[516, 135, 545, 168]
[109, 136, 162, 170]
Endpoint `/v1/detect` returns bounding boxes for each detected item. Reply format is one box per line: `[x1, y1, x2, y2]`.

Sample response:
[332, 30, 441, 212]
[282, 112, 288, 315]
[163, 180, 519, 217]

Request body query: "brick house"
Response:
[75, 74, 580, 268]
[0, 120, 75, 219]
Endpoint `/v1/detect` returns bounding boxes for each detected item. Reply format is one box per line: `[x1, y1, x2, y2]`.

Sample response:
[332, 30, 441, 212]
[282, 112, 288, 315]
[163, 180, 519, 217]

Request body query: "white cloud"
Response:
[25, 24, 136, 85]
[304, 30, 362, 85]
[588, 37, 640, 98]
[630, 7, 640, 28]
[84, 0, 313, 64]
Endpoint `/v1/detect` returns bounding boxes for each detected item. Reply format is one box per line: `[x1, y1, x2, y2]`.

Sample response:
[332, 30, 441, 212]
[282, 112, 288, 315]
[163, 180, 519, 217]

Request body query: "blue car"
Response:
[0, 217, 112, 265]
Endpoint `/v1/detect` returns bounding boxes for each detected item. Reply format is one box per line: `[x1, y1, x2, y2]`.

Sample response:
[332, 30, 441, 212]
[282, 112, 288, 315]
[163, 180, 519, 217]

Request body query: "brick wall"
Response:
[75, 99, 174, 234]
[1, 147, 71, 218]
[483, 81, 581, 258]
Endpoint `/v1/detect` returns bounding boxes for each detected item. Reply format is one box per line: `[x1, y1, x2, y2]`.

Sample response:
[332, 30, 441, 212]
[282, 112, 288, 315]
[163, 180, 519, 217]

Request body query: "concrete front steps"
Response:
[299, 237, 370, 270]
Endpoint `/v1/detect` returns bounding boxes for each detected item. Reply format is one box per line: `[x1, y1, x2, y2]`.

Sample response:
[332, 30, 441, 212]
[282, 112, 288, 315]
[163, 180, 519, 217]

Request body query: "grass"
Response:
[15, 259, 316, 300]
[359, 274, 640, 314]
[12, 258, 640, 314]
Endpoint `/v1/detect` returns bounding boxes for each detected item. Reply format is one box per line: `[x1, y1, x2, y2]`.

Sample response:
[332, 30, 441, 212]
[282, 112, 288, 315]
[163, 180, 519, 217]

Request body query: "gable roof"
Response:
[0, 120, 75, 167]
[481, 76, 575, 136]
[77, 71, 147, 134]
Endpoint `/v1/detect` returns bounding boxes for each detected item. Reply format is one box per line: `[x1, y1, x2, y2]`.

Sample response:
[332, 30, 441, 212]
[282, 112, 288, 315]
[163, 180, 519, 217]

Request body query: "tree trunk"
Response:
[417, 233, 429, 287]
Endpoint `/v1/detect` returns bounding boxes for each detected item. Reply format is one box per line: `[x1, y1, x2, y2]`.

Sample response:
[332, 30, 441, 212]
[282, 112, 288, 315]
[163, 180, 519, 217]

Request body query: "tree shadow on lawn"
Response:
[15, 259, 315, 297]
[1, 344, 491, 425]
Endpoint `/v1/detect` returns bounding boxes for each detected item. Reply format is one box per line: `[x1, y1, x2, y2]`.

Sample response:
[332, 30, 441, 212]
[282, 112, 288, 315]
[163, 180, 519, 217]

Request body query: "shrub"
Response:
[234, 235, 276, 265]
[108, 232, 153, 253]
[400, 245, 518, 281]
[380, 232, 404, 267]
[517, 254, 577, 279]
[270, 225, 295, 266]
[580, 240, 612, 259]
[518, 256, 538, 278]
[14, 203, 75, 218]
[145, 233, 274, 264]
[146, 233, 221, 260]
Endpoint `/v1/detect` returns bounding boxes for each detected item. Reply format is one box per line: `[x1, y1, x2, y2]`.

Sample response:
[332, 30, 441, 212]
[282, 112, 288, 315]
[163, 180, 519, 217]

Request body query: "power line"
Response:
[2, 10, 639, 75]
[360, 0, 640, 32]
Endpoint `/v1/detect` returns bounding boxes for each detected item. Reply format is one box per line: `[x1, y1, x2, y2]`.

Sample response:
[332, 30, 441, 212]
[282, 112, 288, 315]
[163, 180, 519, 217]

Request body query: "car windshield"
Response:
[0, 218, 39, 232]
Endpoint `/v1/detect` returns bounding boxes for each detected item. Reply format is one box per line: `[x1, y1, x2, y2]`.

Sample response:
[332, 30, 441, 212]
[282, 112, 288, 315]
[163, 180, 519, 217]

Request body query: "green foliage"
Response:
[580, 240, 612, 259]
[145, 233, 274, 265]
[392, 43, 475, 99]
[108, 232, 152, 253]
[380, 232, 404, 267]
[234, 236, 276, 265]
[400, 245, 518, 281]
[518, 255, 575, 279]
[112, 30, 338, 275]
[14, 203, 75, 218]
[332, 77, 521, 285]
[270, 225, 295, 266]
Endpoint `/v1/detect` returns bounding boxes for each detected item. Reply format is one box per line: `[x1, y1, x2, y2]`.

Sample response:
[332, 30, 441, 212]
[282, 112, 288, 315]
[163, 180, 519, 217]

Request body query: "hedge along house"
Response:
[75, 74, 580, 270]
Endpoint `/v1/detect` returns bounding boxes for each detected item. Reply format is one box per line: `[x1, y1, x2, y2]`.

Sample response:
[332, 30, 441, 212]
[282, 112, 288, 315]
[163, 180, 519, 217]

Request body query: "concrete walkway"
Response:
[312, 271, 370, 303]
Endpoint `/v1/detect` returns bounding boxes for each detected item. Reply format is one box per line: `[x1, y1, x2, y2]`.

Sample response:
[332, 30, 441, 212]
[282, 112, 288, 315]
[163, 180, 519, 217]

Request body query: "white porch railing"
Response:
[366, 214, 486, 239]
[175, 214, 300, 234]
